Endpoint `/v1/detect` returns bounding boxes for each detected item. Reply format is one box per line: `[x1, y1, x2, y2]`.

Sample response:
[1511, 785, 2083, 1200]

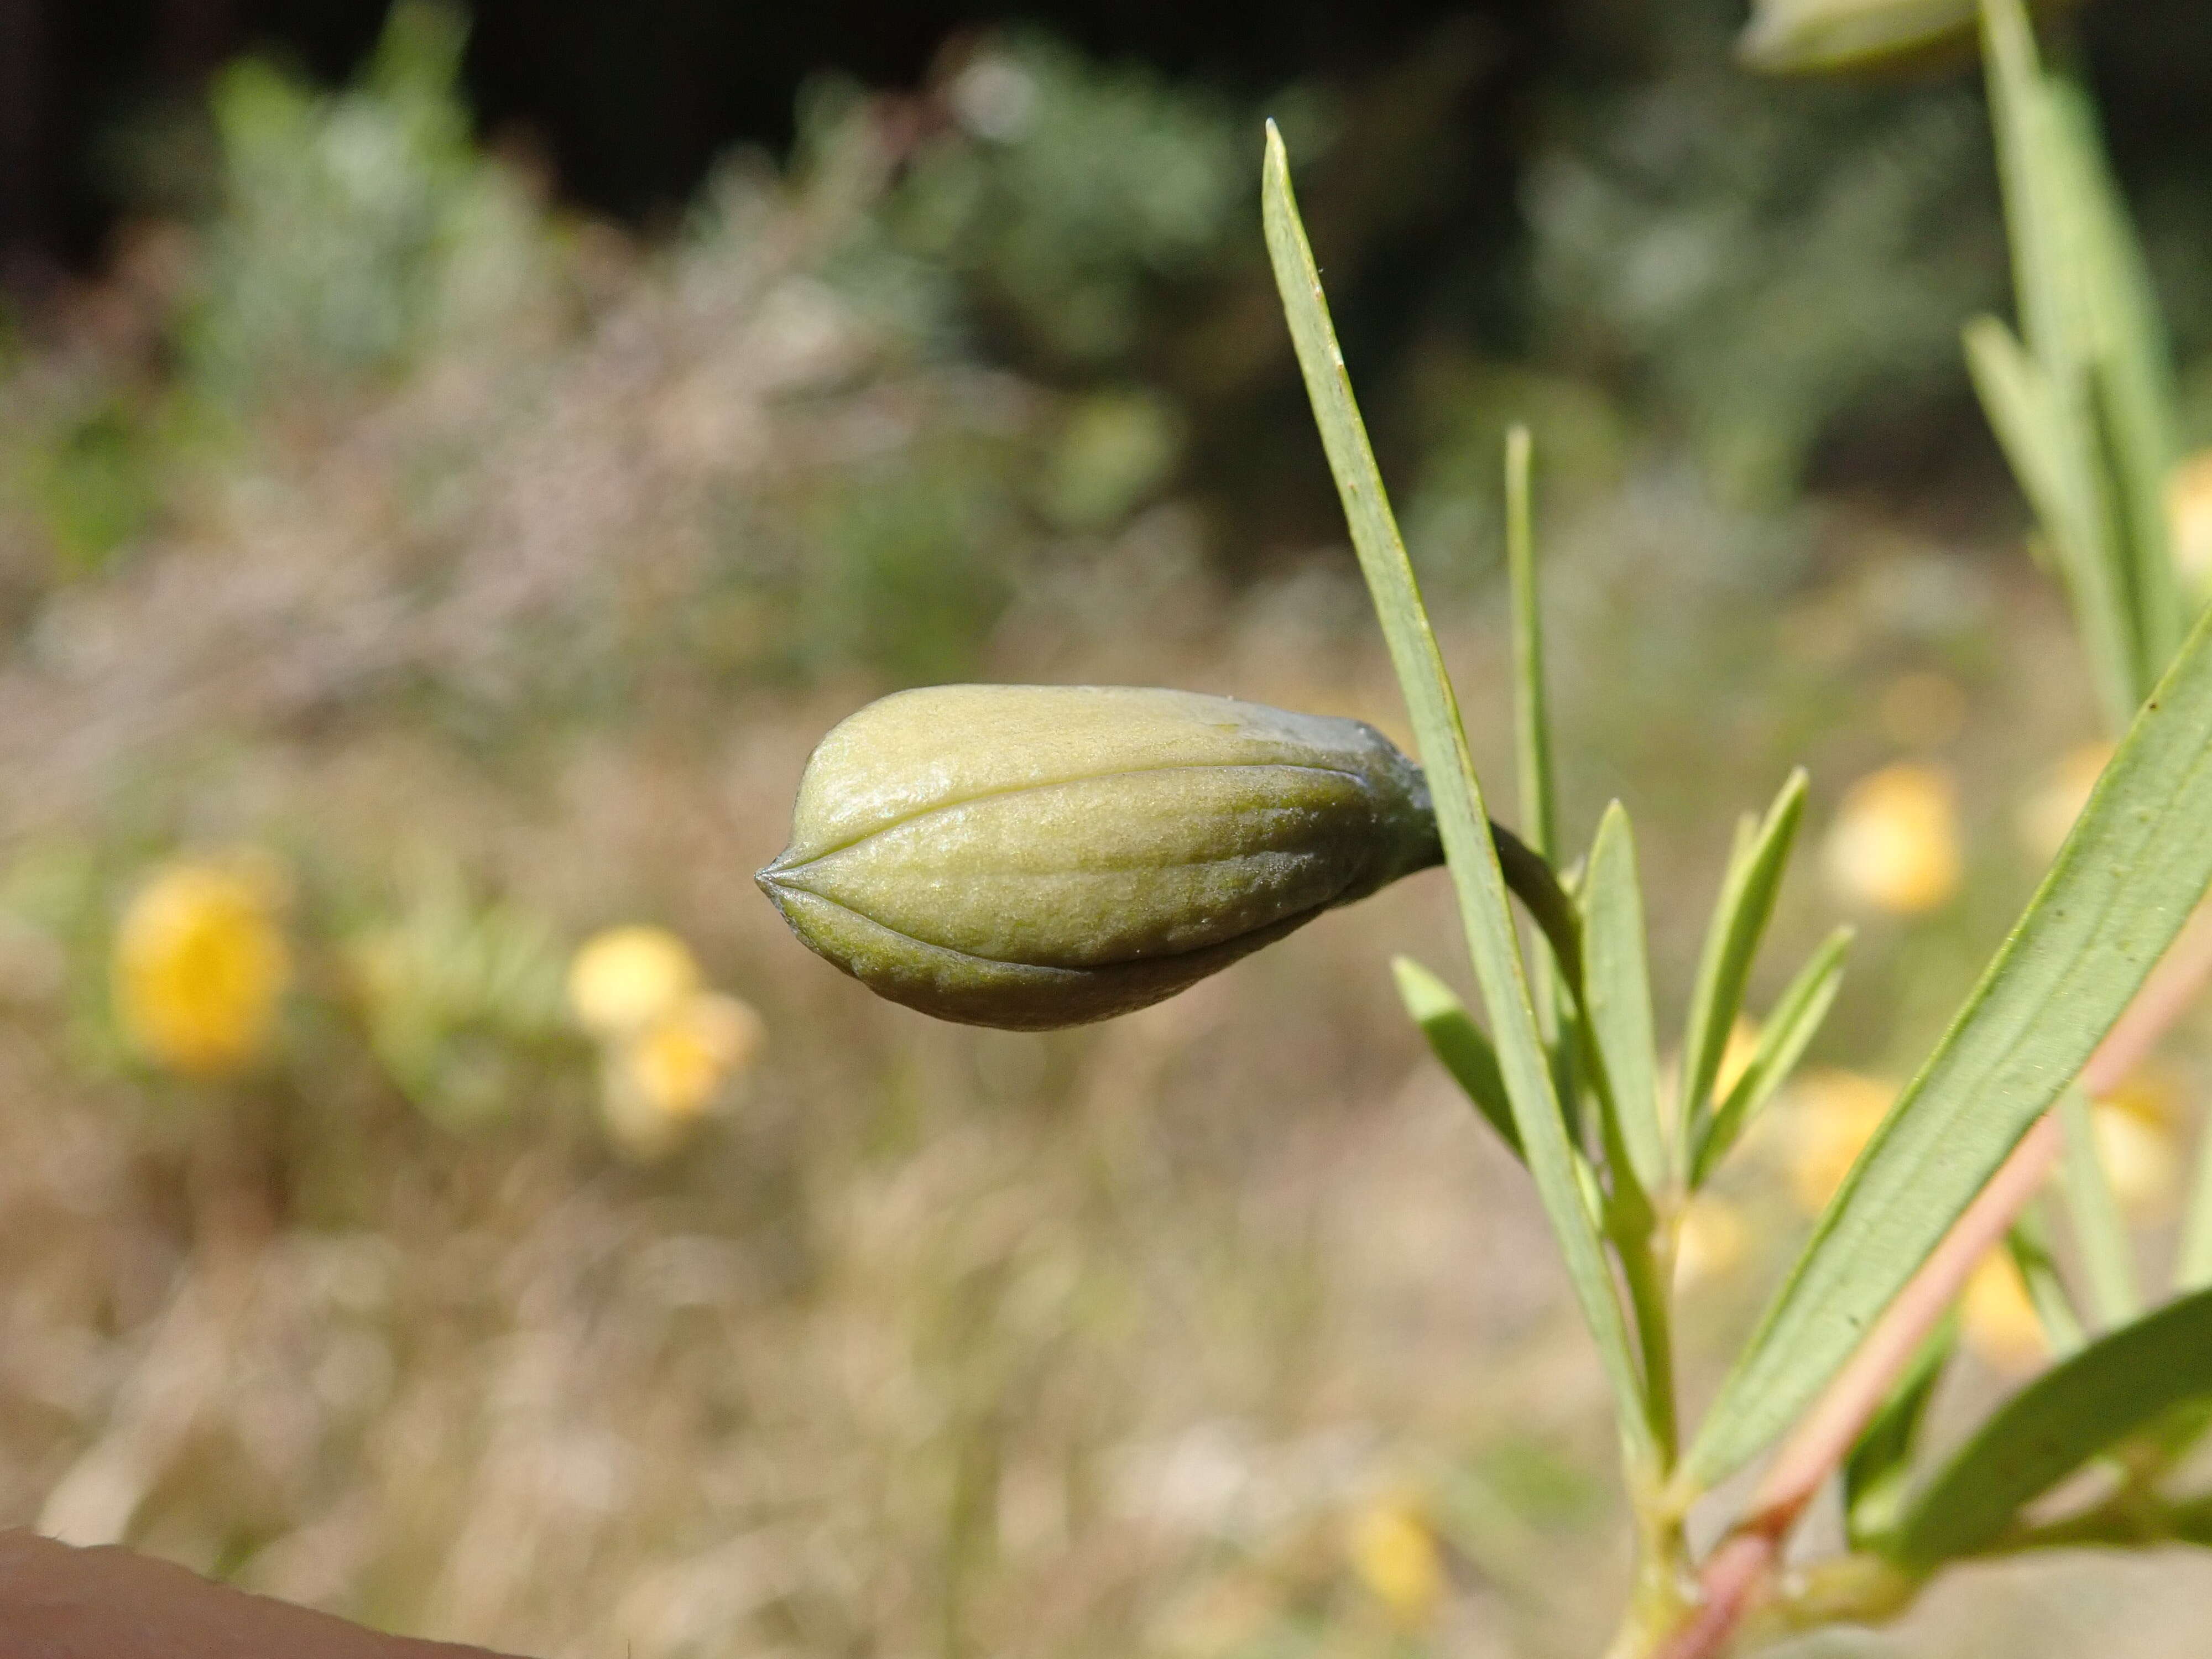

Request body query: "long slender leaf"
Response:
[1963, 318, 2077, 565]
[2058, 1084, 2142, 1327]
[1693, 925, 1852, 1186]
[1980, 0, 2140, 730]
[2008, 1205, 2086, 1358]
[1683, 594, 2212, 1491]
[1262, 124, 1655, 1467]
[1894, 1287, 2212, 1567]
[1582, 804, 1666, 1198]
[1504, 424, 1575, 1128]
[1506, 425, 1557, 862]
[1844, 1319, 1955, 1548]
[1678, 770, 1809, 1160]
[2047, 76, 2185, 683]
[2176, 1119, 2212, 1292]
[1395, 956, 1521, 1159]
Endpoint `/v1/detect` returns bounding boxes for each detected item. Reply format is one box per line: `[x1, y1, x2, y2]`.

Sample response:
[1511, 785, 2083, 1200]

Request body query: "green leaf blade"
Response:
[1896, 1286, 2212, 1567]
[1684, 597, 2212, 1490]
[1693, 925, 1853, 1186]
[1263, 124, 1655, 1468]
[1844, 1319, 1955, 1550]
[2057, 1084, 2142, 1327]
[1394, 956, 1521, 1159]
[1582, 803, 1666, 1198]
[1678, 770, 1809, 1160]
[2044, 76, 2186, 686]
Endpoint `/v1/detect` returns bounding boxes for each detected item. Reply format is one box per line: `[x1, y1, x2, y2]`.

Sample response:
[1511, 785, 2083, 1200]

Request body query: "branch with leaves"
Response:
[1258, 0, 2212, 1646]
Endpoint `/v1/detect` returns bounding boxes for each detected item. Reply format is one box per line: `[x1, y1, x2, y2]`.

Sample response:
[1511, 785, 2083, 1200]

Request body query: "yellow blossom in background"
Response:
[1674, 1194, 1747, 1290]
[2089, 1066, 2185, 1223]
[2169, 448, 2212, 595]
[1715, 1016, 1761, 1104]
[1347, 1495, 1443, 1625]
[2013, 742, 2114, 868]
[567, 924, 700, 1039]
[1782, 1069, 1896, 1213]
[1822, 762, 1961, 915]
[113, 856, 292, 1079]
[599, 990, 765, 1161]
[1961, 1249, 2045, 1376]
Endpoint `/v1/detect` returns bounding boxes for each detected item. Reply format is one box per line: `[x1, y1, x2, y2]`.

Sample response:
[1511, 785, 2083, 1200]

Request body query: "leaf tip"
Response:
[1390, 954, 1458, 1022]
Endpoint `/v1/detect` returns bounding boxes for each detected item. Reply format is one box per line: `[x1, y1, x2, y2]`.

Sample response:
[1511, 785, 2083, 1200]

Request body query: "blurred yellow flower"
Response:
[599, 990, 765, 1160]
[568, 924, 700, 1039]
[1715, 1016, 1761, 1104]
[113, 857, 291, 1079]
[2169, 448, 2212, 594]
[1674, 1194, 1747, 1290]
[2013, 742, 2114, 868]
[1782, 1069, 1896, 1213]
[1822, 763, 1961, 916]
[1961, 1250, 2044, 1376]
[1347, 1496, 1443, 1625]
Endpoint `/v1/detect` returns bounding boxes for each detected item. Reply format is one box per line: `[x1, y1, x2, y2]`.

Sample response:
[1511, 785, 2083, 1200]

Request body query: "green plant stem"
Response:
[1490, 821, 1584, 992]
[1615, 1216, 1680, 1468]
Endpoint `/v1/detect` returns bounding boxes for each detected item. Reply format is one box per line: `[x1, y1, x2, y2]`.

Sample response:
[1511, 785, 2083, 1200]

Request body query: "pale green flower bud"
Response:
[1736, 0, 2078, 76]
[757, 685, 1444, 1029]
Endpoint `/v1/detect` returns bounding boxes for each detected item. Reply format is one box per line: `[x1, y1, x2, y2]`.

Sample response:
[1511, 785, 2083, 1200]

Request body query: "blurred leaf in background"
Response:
[884, 30, 1255, 372]
[184, 1, 556, 406]
[1528, 1, 2005, 503]
[343, 858, 570, 1134]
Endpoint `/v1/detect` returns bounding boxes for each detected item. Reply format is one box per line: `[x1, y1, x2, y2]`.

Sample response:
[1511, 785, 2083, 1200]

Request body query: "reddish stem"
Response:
[1654, 901, 2212, 1659]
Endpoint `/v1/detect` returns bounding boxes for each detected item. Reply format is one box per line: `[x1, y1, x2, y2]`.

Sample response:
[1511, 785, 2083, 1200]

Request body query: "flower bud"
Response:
[1736, 0, 2079, 77]
[758, 685, 1443, 1029]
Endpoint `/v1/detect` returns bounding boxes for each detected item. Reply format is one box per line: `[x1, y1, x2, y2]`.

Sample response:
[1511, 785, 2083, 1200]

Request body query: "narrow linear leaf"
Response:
[1895, 1286, 2212, 1567]
[1844, 1318, 1955, 1549]
[1980, 0, 2141, 730]
[2058, 1085, 2142, 1327]
[1963, 317, 2081, 571]
[1693, 925, 1853, 1186]
[1394, 956, 1521, 1160]
[1983, 0, 2075, 386]
[2176, 1118, 2212, 1292]
[2046, 76, 2185, 684]
[1506, 424, 1557, 862]
[1678, 770, 1809, 1158]
[1262, 124, 1655, 1466]
[1684, 594, 2212, 1491]
[1582, 803, 1667, 1198]
[2008, 1206, 2086, 1357]
[1505, 424, 1575, 1139]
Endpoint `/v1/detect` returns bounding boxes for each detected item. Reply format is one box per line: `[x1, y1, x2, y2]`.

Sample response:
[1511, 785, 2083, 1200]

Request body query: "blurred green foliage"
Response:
[1527, 6, 2006, 503]
[881, 32, 1254, 370]
[30, 399, 165, 572]
[186, 1, 553, 404]
[343, 858, 573, 1135]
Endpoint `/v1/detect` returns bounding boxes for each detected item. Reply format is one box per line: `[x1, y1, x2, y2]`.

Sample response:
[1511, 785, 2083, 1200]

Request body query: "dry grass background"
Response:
[7, 49, 2212, 1659]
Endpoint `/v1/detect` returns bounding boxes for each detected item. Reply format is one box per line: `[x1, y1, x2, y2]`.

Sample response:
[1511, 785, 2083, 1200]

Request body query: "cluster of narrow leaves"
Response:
[1264, 0, 2212, 1638]
[1963, 0, 2186, 732]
